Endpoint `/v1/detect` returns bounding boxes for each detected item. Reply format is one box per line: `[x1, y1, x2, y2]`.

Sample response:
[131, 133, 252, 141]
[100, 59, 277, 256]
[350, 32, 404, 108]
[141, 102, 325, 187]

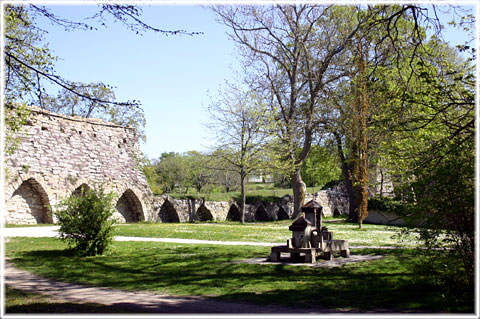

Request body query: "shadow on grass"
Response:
[7, 241, 474, 313]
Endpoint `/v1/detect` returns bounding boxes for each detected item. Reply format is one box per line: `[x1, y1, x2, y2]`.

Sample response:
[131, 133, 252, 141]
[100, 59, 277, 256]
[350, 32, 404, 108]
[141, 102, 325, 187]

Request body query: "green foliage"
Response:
[140, 157, 163, 195]
[375, 32, 475, 292]
[367, 196, 409, 215]
[55, 187, 115, 256]
[4, 103, 31, 156]
[301, 145, 342, 188]
[408, 140, 474, 287]
[4, 5, 145, 137]
[4, 5, 57, 104]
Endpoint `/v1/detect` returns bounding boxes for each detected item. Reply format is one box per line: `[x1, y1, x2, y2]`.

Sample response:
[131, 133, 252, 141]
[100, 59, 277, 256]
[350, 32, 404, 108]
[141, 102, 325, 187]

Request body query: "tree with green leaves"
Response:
[377, 36, 475, 289]
[153, 152, 189, 193]
[300, 145, 341, 188]
[207, 85, 269, 223]
[212, 4, 376, 218]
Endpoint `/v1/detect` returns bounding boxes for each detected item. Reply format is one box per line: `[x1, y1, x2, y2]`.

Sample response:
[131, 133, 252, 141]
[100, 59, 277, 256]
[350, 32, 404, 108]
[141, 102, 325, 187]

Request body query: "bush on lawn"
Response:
[56, 186, 115, 256]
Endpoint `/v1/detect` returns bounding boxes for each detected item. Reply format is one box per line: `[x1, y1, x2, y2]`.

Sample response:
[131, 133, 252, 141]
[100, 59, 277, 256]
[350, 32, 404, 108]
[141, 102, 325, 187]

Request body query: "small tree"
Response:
[207, 84, 269, 223]
[56, 187, 115, 256]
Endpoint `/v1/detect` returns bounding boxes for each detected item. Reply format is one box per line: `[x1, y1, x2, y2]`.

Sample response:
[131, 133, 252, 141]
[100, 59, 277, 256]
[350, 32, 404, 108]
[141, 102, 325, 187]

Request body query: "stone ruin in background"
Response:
[4, 106, 154, 224]
[4, 106, 350, 225]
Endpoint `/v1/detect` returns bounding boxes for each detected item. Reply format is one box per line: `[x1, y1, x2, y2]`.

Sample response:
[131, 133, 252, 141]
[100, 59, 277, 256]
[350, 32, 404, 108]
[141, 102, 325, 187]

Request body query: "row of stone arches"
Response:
[156, 199, 292, 223]
[226, 204, 290, 222]
[5, 178, 145, 224]
[157, 200, 216, 223]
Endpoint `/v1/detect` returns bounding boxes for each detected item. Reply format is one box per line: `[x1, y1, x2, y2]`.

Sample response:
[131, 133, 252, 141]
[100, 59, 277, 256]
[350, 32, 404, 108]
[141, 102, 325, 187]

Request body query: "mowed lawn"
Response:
[113, 220, 422, 247]
[5, 221, 472, 313]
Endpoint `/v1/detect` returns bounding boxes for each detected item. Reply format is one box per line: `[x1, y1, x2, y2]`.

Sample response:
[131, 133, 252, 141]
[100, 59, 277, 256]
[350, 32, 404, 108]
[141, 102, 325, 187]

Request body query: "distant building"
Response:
[246, 173, 274, 183]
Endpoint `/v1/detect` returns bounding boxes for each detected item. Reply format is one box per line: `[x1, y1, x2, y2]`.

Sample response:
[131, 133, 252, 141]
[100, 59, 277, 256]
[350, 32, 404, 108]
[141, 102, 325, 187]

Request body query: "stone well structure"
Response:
[4, 106, 154, 224]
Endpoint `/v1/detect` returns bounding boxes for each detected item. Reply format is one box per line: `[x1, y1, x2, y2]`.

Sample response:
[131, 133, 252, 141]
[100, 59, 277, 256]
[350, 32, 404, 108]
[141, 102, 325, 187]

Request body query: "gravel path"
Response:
[3, 226, 413, 249]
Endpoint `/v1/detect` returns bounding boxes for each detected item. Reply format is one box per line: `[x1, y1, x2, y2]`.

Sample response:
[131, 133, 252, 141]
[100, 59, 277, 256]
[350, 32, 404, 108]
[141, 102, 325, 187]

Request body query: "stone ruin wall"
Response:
[152, 189, 348, 224]
[4, 106, 349, 225]
[4, 106, 154, 224]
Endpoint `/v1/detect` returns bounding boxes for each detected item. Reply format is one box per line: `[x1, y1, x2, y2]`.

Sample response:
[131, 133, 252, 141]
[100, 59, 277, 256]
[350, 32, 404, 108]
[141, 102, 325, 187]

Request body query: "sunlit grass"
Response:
[5, 237, 472, 312]
[113, 220, 422, 247]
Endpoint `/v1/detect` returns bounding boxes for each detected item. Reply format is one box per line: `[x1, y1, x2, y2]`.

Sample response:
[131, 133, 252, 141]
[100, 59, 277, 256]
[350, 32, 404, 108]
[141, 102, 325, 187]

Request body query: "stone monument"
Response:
[270, 200, 350, 263]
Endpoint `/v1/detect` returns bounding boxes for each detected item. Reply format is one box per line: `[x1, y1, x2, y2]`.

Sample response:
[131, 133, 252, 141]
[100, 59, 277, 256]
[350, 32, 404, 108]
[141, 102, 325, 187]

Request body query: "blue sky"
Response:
[34, 4, 239, 159]
[30, 3, 476, 160]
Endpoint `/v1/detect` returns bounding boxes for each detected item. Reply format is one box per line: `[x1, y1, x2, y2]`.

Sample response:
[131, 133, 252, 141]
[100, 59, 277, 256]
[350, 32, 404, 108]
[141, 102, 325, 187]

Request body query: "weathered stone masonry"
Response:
[4, 106, 154, 224]
[4, 106, 349, 225]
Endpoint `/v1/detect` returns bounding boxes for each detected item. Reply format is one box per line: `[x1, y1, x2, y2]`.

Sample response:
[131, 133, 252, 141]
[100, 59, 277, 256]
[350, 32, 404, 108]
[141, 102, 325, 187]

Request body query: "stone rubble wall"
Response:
[4, 106, 154, 224]
[150, 189, 349, 223]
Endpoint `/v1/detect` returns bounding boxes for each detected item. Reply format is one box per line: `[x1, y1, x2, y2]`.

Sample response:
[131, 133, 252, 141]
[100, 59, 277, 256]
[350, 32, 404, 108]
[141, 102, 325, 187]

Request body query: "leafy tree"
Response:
[4, 5, 56, 106]
[213, 5, 375, 218]
[154, 152, 188, 193]
[140, 156, 163, 195]
[379, 36, 475, 289]
[301, 145, 342, 188]
[56, 186, 115, 257]
[182, 151, 216, 193]
[207, 85, 269, 223]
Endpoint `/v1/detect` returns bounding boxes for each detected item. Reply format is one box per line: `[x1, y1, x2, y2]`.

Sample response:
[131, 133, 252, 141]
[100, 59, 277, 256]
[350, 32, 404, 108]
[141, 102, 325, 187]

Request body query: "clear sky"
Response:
[33, 4, 240, 160]
[28, 2, 477, 160]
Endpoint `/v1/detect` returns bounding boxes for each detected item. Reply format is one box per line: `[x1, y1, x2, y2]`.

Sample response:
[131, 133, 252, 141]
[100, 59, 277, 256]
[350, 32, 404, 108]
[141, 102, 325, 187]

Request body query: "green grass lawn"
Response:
[113, 220, 422, 247]
[5, 237, 473, 313]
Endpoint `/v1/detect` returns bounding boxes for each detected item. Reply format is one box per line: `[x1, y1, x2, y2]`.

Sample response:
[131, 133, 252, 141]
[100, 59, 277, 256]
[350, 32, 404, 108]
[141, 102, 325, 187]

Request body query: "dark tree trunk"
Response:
[334, 132, 357, 222]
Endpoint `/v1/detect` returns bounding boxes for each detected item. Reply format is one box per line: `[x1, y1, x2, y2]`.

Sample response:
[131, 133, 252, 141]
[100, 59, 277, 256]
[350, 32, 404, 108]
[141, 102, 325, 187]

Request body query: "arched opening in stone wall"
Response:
[6, 178, 52, 224]
[158, 199, 180, 223]
[277, 206, 290, 220]
[333, 208, 341, 217]
[255, 205, 269, 221]
[196, 204, 213, 221]
[115, 189, 144, 223]
[72, 184, 91, 197]
[226, 204, 241, 221]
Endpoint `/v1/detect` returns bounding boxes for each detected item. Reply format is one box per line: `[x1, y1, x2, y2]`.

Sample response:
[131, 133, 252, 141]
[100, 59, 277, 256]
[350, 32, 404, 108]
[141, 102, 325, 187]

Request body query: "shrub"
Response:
[56, 187, 115, 256]
[367, 196, 408, 215]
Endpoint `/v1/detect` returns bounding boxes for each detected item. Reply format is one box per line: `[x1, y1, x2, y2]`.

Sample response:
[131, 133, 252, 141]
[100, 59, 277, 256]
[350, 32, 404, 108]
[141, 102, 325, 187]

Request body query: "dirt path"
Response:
[4, 261, 332, 314]
[3, 226, 415, 249]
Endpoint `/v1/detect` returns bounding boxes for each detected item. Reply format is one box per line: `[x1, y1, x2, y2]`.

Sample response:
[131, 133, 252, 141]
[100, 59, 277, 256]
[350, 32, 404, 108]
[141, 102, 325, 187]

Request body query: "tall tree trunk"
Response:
[240, 170, 246, 224]
[352, 42, 369, 228]
[334, 132, 357, 221]
[291, 169, 306, 219]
